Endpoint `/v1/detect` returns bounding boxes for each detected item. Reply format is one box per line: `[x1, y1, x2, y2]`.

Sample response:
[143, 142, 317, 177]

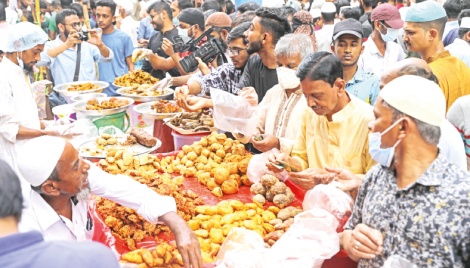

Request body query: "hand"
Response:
[132, 48, 152, 62]
[87, 28, 103, 47]
[65, 30, 81, 48]
[177, 96, 212, 112]
[266, 152, 289, 173]
[42, 124, 80, 139]
[238, 87, 258, 106]
[175, 85, 190, 101]
[138, 38, 149, 47]
[324, 167, 361, 192]
[288, 168, 330, 190]
[344, 224, 383, 260]
[162, 38, 175, 56]
[160, 212, 203, 268]
[251, 134, 280, 152]
[195, 57, 210, 75]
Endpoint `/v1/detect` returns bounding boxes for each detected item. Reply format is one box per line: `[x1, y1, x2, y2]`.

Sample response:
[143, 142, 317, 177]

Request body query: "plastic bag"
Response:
[31, 80, 52, 119]
[215, 227, 268, 268]
[382, 255, 418, 268]
[302, 182, 354, 232]
[210, 87, 259, 137]
[264, 208, 340, 268]
[247, 148, 288, 183]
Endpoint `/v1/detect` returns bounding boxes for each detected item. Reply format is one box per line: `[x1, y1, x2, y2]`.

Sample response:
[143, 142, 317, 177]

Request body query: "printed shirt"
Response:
[345, 153, 470, 267]
[345, 67, 380, 105]
[191, 63, 242, 97]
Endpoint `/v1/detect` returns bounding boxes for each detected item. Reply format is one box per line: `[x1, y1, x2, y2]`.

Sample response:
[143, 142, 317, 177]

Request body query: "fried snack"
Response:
[168, 111, 215, 131]
[130, 127, 157, 147]
[67, 82, 99, 91]
[114, 70, 158, 87]
[151, 100, 182, 113]
[85, 97, 130, 110]
[121, 84, 164, 96]
[119, 241, 185, 266]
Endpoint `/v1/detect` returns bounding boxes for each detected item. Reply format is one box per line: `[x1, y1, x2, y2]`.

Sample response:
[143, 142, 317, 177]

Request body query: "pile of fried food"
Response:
[121, 84, 164, 97]
[250, 174, 295, 209]
[85, 97, 130, 110]
[80, 133, 136, 157]
[151, 100, 182, 113]
[115, 70, 158, 87]
[67, 82, 99, 91]
[173, 131, 253, 197]
[263, 206, 302, 247]
[168, 111, 214, 132]
[121, 241, 183, 268]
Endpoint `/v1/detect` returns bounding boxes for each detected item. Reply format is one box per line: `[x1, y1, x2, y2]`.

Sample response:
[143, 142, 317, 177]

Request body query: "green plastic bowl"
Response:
[91, 111, 130, 133]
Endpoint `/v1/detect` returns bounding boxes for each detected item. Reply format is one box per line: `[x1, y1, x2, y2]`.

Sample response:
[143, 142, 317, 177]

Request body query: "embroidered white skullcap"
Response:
[380, 75, 446, 127]
[17, 136, 66, 187]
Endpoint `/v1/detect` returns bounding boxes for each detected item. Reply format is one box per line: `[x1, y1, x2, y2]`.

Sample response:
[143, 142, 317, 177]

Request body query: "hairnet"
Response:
[6, 22, 48, 53]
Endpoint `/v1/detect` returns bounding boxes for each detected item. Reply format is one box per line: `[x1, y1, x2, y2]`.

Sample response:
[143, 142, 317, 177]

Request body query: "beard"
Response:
[64, 28, 70, 39]
[77, 185, 91, 202]
[246, 39, 262, 55]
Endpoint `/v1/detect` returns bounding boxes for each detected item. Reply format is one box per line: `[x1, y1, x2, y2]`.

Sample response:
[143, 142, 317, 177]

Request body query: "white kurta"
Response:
[0, 57, 40, 202]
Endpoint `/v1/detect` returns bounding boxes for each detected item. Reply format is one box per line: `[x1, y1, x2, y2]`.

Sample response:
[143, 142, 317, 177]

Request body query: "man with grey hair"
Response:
[118, 0, 138, 46]
[343, 75, 470, 267]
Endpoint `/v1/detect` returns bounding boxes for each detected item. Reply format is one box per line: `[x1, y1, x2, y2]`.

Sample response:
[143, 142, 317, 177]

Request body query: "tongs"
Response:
[145, 73, 173, 95]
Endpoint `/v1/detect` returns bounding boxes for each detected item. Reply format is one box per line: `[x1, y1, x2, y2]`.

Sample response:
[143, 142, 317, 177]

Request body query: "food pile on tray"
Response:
[114, 70, 158, 87]
[67, 82, 99, 91]
[120, 84, 164, 97]
[121, 240, 184, 267]
[85, 97, 130, 111]
[166, 110, 215, 134]
[151, 100, 182, 113]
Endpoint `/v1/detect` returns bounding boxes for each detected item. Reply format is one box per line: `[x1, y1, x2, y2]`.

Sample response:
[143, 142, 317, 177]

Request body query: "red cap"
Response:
[371, 4, 404, 29]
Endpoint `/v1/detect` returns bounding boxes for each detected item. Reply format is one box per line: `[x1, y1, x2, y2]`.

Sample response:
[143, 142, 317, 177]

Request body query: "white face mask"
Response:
[368, 118, 404, 167]
[16, 51, 24, 70]
[177, 27, 191, 43]
[276, 67, 300, 90]
[380, 26, 399, 42]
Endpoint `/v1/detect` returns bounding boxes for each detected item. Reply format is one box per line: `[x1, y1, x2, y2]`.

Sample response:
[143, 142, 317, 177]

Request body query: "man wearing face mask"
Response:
[343, 75, 470, 267]
[358, 4, 405, 77]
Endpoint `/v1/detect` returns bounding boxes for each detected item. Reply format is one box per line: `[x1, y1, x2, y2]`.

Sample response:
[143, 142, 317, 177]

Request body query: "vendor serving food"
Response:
[18, 136, 203, 268]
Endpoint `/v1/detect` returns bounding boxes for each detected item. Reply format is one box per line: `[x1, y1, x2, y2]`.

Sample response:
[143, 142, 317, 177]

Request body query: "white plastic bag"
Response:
[265, 208, 340, 268]
[210, 87, 259, 137]
[247, 148, 288, 183]
[382, 255, 418, 268]
[303, 183, 354, 231]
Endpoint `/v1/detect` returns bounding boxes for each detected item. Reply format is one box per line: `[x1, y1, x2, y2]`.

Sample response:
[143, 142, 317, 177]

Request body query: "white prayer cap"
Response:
[321, 2, 336, 13]
[380, 75, 446, 127]
[310, 8, 321, 19]
[312, 0, 326, 9]
[17, 136, 66, 187]
[6, 22, 48, 53]
[460, 17, 470, 28]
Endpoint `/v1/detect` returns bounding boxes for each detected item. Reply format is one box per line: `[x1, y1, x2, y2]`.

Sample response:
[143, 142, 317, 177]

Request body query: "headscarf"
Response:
[292, 11, 318, 52]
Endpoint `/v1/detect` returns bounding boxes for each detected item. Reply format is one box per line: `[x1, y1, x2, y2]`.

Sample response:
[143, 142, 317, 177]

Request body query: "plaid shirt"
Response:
[189, 63, 242, 97]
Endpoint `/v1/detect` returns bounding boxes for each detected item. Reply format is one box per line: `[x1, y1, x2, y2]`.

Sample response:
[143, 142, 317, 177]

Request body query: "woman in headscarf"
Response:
[292, 10, 318, 52]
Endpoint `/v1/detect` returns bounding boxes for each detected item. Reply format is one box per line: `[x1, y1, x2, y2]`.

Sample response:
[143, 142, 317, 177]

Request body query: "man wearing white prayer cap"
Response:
[17, 136, 203, 268]
[342, 75, 470, 267]
[315, 2, 337, 51]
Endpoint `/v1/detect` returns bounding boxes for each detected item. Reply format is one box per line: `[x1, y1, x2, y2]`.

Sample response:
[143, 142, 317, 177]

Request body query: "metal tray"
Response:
[53, 81, 109, 96]
[163, 117, 217, 135]
[72, 97, 134, 116]
[78, 134, 161, 159]
[133, 101, 181, 120]
[116, 87, 174, 102]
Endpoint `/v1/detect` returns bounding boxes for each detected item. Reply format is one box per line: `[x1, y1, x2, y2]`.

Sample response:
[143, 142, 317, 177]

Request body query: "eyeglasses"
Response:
[228, 47, 246, 56]
[64, 22, 83, 28]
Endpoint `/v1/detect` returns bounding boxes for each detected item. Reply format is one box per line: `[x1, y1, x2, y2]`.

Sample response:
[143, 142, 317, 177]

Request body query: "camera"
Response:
[77, 29, 89, 42]
[179, 38, 226, 73]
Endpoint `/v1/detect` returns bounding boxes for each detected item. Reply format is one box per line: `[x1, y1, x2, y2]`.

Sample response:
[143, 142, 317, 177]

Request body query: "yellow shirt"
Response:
[291, 97, 375, 175]
[427, 51, 470, 111]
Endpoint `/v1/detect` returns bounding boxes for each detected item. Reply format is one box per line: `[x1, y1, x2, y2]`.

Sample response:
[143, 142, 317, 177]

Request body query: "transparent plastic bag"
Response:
[210, 87, 259, 137]
[247, 148, 288, 183]
[265, 208, 340, 268]
[31, 80, 52, 119]
[302, 182, 354, 231]
[382, 255, 418, 268]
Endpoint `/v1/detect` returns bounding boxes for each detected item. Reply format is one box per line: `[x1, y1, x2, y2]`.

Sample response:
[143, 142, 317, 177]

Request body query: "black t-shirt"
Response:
[142, 27, 180, 79]
[237, 54, 278, 103]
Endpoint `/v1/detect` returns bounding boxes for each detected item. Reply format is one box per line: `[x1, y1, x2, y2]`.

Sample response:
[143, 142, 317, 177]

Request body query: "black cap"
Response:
[333, 18, 363, 40]
[179, 8, 205, 30]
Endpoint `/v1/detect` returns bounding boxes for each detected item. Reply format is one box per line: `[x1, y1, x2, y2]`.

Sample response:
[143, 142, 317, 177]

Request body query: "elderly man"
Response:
[17, 136, 203, 268]
[0, 160, 119, 267]
[403, 0, 470, 110]
[267, 52, 375, 190]
[342, 75, 470, 267]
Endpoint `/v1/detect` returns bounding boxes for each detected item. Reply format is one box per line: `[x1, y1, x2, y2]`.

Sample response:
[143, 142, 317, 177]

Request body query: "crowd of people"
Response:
[1, 0, 470, 267]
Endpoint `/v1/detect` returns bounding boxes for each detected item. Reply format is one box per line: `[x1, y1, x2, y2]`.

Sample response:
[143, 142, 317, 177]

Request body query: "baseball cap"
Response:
[333, 18, 363, 40]
[371, 4, 404, 29]
[321, 2, 336, 13]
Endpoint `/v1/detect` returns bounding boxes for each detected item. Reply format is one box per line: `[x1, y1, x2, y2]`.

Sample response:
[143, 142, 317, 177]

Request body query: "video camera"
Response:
[172, 27, 215, 53]
[179, 38, 226, 73]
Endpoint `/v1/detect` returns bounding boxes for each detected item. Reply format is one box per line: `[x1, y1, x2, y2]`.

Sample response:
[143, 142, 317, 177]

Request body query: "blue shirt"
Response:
[443, 27, 459, 47]
[38, 36, 114, 86]
[137, 16, 155, 40]
[99, 29, 134, 96]
[345, 67, 380, 105]
[0, 231, 119, 268]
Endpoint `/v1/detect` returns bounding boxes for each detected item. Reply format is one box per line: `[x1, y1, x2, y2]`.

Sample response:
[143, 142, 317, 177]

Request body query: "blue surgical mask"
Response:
[173, 17, 179, 27]
[380, 27, 399, 42]
[368, 118, 404, 167]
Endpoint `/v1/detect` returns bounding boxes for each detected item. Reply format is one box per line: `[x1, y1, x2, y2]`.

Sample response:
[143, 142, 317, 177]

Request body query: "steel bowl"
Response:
[133, 101, 181, 120]
[70, 93, 107, 102]
[53, 81, 109, 96]
[72, 96, 134, 116]
[116, 87, 174, 102]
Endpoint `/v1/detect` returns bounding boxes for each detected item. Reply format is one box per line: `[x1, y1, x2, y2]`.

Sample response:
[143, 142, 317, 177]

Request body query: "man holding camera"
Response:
[39, 9, 112, 104]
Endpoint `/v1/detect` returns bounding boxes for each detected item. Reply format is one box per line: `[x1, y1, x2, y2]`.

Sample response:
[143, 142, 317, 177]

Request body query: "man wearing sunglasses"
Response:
[358, 4, 405, 77]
